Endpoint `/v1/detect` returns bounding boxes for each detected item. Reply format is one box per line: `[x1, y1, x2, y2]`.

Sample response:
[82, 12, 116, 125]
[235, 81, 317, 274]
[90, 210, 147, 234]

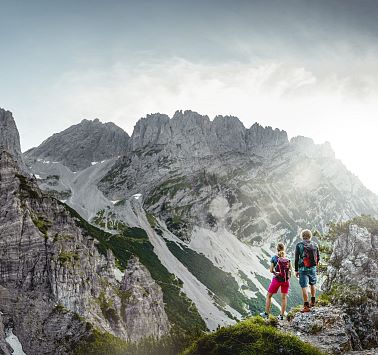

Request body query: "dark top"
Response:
[294, 240, 320, 272]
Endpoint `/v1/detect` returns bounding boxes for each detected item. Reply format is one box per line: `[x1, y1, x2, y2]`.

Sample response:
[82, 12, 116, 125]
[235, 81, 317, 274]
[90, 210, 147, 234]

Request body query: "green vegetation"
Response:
[97, 291, 120, 324]
[31, 213, 52, 235]
[53, 303, 68, 313]
[58, 250, 79, 264]
[165, 240, 263, 316]
[324, 215, 378, 243]
[92, 209, 125, 230]
[146, 176, 191, 206]
[182, 316, 323, 355]
[74, 328, 129, 355]
[317, 215, 378, 274]
[16, 173, 40, 199]
[61, 202, 206, 332]
[74, 325, 204, 355]
[238, 271, 258, 292]
[146, 212, 158, 228]
[317, 283, 368, 307]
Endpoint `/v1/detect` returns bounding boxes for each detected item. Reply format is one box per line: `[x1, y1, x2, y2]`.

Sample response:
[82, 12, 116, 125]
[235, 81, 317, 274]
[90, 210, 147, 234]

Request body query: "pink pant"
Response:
[268, 277, 290, 294]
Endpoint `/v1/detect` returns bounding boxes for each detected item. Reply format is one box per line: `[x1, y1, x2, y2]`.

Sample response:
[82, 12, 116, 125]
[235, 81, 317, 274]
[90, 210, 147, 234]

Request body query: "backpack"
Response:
[275, 257, 291, 282]
[302, 242, 318, 268]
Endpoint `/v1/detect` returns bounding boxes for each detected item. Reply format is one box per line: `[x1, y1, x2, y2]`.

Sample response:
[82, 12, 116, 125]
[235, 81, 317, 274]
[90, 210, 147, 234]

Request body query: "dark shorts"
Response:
[299, 268, 317, 288]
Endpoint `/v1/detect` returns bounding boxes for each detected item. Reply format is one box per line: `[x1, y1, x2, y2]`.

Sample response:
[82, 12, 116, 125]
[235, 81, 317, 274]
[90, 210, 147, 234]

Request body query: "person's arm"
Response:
[295, 244, 300, 277]
[317, 245, 320, 265]
[294, 244, 300, 272]
[269, 262, 275, 274]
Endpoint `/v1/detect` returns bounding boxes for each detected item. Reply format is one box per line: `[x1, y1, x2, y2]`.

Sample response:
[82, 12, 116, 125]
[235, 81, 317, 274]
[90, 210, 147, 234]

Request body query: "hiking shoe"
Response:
[300, 305, 311, 313]
[310, 297, 316, 307]
[259, 312, 269, 319]
[278, 315, 285, 321]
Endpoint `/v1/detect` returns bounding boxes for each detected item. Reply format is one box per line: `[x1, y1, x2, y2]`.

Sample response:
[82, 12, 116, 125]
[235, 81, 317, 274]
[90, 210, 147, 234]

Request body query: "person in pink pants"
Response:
[260, 243, 292, 320]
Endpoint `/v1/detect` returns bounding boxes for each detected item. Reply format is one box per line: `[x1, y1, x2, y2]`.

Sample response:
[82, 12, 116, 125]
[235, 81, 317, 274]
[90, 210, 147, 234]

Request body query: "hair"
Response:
[277, 242, 285, 258]
[301, 229, 313, 240]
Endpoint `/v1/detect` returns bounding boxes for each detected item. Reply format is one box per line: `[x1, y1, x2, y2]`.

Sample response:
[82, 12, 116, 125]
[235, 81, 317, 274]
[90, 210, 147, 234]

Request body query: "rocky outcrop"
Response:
[24, 118, 129, 171]
[0, 130, 169, 352]
[0, 313, 11, 355]
[0, 108, 25, 171]
[129, 110, 288, 157]
[281, 222, 378, 354]
[120, 256, 170, 341]
[323, 224, 377, 299]
[284, 306, 355, 354]
[322, 224, 378, 350]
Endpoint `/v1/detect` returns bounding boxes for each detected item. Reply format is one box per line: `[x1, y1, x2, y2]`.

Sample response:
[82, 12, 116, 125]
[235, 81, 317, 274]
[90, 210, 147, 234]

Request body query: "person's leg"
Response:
[261, 279, 279, 317]
[281, 293, 287, 316]
[309, 268, 317, 306]
[299, 271, 309, 302]
[265, 293, 273, 314]
[280, 281, 290, 317]
[301, 287, 309, 302]
[310, 284, 316, 297]
[299, 271, 311, 312]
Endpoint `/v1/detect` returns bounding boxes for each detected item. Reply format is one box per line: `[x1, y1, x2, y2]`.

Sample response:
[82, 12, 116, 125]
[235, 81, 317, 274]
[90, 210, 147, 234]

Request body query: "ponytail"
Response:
[277, 243, 286, 258]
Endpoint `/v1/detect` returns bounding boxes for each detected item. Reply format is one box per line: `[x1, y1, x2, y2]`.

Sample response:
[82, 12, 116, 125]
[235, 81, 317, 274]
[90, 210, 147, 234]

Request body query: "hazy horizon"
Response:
[1, 0, 378, 193]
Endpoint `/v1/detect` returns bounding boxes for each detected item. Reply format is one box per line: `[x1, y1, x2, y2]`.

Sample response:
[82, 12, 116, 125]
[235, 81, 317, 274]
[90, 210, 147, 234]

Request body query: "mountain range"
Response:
[1, 107, 378, 354]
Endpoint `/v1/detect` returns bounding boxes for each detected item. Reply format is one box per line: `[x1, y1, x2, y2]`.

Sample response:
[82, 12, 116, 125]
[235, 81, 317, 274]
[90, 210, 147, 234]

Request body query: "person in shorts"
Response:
[295, 229, 320, 312]
[260, 243, 291, 320]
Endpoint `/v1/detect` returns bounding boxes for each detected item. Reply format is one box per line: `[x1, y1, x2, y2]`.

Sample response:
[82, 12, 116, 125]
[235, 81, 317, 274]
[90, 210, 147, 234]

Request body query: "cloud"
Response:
[52, 59, 319, 131]
[21, 57, 378, 194]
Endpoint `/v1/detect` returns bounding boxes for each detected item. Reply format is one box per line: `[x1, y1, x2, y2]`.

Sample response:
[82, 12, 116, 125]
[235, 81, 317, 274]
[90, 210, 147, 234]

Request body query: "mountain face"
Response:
[25, 109, 378, 338]
[99, 110, 378, 245]
[0, 112, 170, 354]
[0, 108, 25, 170]
[24, 118, 129, 171]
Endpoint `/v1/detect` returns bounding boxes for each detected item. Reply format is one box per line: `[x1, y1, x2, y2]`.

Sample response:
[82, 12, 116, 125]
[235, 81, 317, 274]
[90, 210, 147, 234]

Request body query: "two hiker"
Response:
[260, 229, 320, 319]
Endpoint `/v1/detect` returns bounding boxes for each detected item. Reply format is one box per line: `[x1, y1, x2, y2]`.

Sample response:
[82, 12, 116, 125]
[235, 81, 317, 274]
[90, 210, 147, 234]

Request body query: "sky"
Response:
[1, 0, 378, 193]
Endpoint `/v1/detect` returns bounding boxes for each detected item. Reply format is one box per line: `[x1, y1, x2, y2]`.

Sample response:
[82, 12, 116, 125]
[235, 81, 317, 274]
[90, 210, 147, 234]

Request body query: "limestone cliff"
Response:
[0, 111, 169, 354]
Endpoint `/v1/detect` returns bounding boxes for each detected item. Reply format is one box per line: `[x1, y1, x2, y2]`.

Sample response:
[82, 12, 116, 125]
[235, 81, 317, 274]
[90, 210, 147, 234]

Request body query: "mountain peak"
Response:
[290, 136, 335, 158]
[131, 110, 288, 155]
[0, 108, 25, 169]
[24, 117, 130, 171]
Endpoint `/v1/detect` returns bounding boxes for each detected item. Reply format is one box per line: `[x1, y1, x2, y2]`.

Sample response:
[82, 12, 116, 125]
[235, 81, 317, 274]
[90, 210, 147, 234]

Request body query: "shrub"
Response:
[320, 284, 368, 307]
[182, 316, 323, 355]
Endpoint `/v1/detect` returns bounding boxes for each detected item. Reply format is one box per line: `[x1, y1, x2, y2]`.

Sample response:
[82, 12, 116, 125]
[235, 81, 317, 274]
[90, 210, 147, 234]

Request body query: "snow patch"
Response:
[5, 329, 26, 355]
[111, 200, 122, 205]
[91, 161, 98, 165]
[132, 193, 142, 200]
[34, 174, 41, 179]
